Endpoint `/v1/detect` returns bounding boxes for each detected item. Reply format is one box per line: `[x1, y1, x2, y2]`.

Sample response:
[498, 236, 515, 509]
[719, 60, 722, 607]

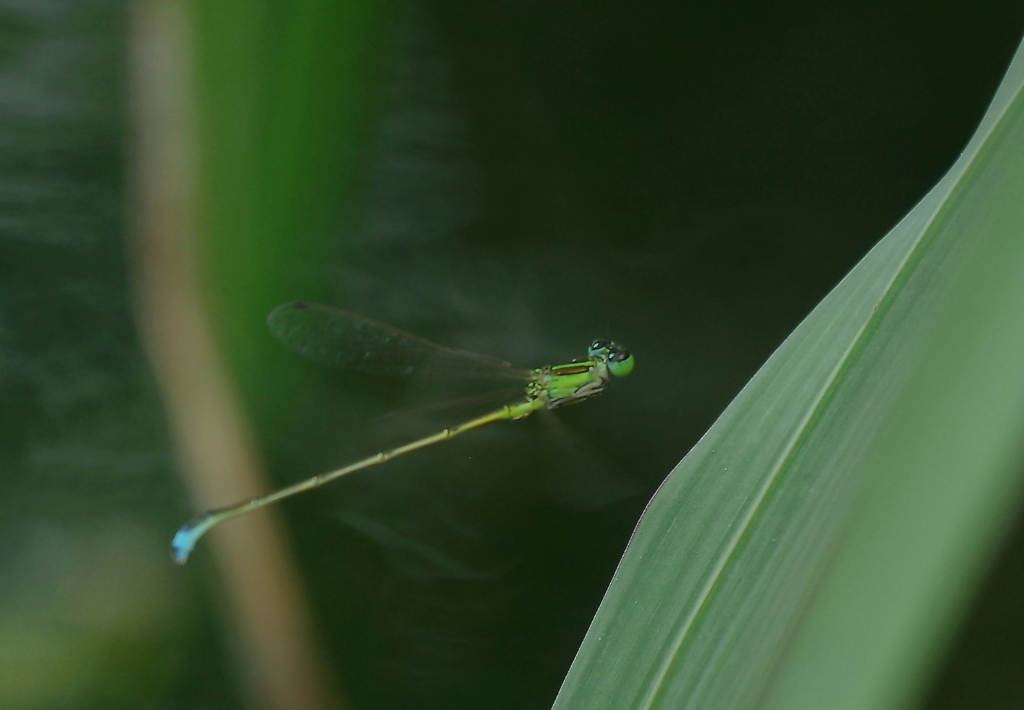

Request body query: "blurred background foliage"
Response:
[2, 1, 1024, 709]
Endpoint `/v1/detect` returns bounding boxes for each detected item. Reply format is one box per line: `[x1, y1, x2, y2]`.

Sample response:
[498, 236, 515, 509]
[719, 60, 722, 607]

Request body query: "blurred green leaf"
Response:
[191, 0, 393, 426]
[553, 37, 1024, 710]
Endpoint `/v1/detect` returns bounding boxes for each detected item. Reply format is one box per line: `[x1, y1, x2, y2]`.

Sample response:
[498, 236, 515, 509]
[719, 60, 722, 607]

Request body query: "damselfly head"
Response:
[589, 339, 634, 377]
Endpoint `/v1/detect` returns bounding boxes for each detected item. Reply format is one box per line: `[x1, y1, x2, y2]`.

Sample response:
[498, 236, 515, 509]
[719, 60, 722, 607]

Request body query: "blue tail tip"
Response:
[171, 512, 216, 565]
[171, 524, 199, 565]
[171, 530, 192, 564]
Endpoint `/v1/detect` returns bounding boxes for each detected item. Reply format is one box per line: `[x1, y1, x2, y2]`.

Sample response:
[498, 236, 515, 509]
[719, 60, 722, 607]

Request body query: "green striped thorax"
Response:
[519, 339, 634, 414]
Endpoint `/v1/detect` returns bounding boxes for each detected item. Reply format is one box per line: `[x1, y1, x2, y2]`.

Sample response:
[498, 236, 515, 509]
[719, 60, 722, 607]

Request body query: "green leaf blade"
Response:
[554, 37, 1024, 710]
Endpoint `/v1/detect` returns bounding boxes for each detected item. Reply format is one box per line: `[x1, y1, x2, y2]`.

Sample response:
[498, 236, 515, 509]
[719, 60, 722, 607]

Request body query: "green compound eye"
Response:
[608, 347, 635, 377]
[588, 340, 634, 377]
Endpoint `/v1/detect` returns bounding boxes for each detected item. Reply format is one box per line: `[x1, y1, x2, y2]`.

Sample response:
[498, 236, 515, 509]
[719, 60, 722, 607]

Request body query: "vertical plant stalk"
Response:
[127, 3, 345, 709]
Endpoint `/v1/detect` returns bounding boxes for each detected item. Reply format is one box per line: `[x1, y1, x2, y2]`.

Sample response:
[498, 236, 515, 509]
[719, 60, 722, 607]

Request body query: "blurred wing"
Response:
[266, 302, 531, 380]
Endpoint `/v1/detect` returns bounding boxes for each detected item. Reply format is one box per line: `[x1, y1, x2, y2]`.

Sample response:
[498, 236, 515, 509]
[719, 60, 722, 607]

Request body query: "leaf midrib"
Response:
[632, 89, 1012, 709]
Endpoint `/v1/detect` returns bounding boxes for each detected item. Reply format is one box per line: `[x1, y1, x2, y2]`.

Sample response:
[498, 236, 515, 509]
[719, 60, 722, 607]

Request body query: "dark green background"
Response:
[2, 1, 1023, 709]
